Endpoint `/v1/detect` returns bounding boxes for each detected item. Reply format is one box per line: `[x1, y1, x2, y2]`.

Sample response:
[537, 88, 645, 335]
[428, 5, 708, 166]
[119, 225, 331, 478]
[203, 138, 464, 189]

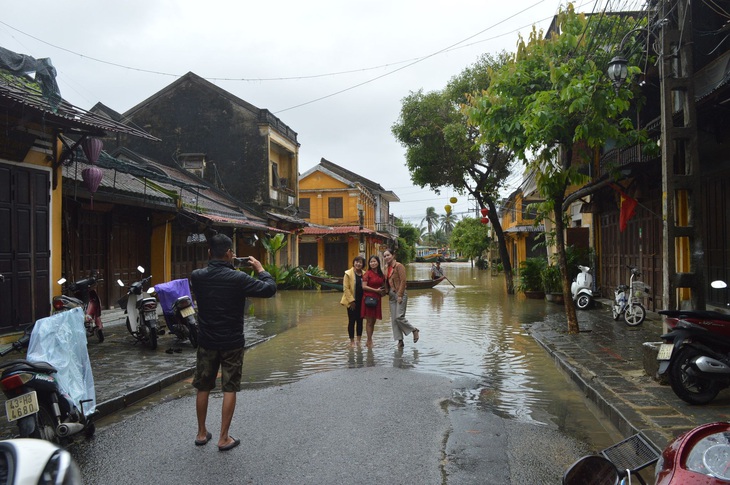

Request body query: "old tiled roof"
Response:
[0, 69, 159, 140]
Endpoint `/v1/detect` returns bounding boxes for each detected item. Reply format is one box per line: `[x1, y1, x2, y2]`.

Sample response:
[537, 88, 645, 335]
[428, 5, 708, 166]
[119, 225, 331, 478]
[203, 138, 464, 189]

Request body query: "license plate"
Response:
[657, 343, 674, 360]
[145, 311, 157, 321]
[5, 391, 38, 422]
[180, 306, 195, 318]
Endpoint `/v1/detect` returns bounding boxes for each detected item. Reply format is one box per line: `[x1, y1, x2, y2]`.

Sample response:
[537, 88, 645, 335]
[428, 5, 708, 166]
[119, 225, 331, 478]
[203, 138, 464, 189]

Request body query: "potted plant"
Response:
[517, 257, 547, 299]
[542, 265, 564, 303]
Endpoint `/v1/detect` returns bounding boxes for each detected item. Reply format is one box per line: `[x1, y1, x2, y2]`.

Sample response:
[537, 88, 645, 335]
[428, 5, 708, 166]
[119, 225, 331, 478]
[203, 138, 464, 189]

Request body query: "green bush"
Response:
[541, 265, 562, 293]
[517, 257, 547, 293]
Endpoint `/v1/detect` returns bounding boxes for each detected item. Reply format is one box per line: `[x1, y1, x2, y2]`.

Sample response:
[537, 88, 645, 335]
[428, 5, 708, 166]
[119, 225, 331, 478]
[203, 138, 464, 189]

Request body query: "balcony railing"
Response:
[599, 117, 661, 177]
[376, 222, 399, 237]
[269, 187, 296, 208]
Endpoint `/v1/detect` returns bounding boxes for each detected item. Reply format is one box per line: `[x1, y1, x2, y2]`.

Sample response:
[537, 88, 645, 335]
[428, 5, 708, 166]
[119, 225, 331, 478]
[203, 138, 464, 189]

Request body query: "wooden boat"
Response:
[306, 273, 446, 291]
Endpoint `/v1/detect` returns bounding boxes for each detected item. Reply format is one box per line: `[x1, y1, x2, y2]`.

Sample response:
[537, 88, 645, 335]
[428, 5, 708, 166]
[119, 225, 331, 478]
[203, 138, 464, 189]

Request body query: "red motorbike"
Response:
[563, 421, 730, 484]
[53, 271, 105, 343]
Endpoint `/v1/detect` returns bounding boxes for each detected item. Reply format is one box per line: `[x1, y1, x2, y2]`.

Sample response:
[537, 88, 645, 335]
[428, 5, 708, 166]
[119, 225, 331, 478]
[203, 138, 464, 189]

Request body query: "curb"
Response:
[530, 332, 648, 442]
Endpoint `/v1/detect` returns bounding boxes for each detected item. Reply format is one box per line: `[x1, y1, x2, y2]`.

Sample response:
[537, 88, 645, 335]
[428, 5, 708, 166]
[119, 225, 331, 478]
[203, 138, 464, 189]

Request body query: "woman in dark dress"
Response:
[362, 255, 386, 348]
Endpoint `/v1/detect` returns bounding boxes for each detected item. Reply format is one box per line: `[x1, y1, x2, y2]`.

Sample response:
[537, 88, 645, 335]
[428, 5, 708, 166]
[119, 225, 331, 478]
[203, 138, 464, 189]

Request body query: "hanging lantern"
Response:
[480, 208, 488, 217]
[82, 166, 104, 208]
[81, 137, 103, 165]
[444, 204, 452, 213]
[449, 197, 457, 204]
[480, 217, 489, 225]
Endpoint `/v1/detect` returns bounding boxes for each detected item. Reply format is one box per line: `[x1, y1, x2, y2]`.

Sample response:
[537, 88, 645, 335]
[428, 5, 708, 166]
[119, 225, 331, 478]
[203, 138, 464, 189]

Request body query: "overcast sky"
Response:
[2, 1, 615, 225]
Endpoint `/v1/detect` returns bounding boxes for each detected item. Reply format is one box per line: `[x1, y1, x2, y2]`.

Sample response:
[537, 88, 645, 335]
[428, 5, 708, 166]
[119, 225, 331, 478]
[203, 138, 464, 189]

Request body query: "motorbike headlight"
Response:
[39, 448, 82, 485]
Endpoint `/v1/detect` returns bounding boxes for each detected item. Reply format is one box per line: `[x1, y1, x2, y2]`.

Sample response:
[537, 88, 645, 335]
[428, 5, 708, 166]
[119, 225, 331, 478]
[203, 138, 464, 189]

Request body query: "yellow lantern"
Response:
[444, 204, 452, 213]
[449, 197, 457, 204]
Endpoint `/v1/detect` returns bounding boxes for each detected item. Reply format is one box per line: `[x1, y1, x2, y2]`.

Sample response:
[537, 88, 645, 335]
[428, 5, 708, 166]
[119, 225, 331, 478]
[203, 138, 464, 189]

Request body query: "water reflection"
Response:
[241, 263, 609, 443]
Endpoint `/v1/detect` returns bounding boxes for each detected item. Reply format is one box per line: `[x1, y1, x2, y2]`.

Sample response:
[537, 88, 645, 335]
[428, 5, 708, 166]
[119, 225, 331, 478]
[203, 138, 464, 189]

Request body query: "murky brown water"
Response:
[238, 262, 618, 448]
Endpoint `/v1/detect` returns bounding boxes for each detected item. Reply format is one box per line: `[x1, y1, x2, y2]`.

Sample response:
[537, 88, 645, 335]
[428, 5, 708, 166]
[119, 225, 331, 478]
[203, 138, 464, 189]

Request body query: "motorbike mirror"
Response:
[562, 455, 619, 485]
[137, 266, 145, 274]
[57, 277, 66, 285]
[711, 280, 727, 289]
[117, 279, 125, 287]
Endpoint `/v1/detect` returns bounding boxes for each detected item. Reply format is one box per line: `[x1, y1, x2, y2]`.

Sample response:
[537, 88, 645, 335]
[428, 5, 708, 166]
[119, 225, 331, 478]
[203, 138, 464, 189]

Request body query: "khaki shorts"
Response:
[192, 346, 244, 392]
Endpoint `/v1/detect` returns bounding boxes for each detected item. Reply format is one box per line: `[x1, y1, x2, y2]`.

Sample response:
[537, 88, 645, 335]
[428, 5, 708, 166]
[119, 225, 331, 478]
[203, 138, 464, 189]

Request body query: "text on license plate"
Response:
[180, 306, 195, 318]
[657, 343, 674, 360]
[5, 391, 39, 422]
[145, 311, 157, 321]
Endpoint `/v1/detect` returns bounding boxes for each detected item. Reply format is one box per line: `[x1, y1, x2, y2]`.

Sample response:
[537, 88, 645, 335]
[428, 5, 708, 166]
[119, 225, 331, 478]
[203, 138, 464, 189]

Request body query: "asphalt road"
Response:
[70, 366, 590, 485]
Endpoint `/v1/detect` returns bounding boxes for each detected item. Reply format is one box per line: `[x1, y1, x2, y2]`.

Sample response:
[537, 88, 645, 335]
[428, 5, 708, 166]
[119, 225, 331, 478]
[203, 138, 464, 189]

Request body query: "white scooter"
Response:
[570, 265, 594, 310]
[0, 438, 82, 484]
[117, 266, 160, 350]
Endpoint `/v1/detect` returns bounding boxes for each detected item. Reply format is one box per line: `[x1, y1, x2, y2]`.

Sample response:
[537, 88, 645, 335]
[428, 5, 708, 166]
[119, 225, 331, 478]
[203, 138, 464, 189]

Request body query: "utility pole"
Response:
[660, 0, 705, 311]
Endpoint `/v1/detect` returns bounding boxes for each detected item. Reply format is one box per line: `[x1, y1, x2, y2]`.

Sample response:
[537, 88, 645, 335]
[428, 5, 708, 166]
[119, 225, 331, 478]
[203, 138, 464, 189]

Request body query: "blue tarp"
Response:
[26, 307, 96, 416]
[154, 279, 193, 316]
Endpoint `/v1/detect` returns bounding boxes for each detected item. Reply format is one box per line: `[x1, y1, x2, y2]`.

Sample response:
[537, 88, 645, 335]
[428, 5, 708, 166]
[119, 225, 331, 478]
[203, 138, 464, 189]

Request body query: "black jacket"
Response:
[190, 259, 276, 350]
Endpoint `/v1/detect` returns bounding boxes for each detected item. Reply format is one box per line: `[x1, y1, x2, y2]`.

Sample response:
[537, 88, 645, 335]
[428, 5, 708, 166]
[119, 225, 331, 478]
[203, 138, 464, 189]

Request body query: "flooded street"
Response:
[240, 262, 617, 449]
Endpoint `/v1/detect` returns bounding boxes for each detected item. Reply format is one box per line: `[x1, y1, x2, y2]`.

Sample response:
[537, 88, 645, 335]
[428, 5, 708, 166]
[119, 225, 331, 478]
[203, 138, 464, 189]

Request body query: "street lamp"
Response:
[606, 26, 656, 92]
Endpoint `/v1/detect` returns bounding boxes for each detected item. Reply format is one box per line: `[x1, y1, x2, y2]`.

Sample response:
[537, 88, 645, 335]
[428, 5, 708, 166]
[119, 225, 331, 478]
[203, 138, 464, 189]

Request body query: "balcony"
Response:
[376, 222, 399, 237]
[269, 187, 296, 209]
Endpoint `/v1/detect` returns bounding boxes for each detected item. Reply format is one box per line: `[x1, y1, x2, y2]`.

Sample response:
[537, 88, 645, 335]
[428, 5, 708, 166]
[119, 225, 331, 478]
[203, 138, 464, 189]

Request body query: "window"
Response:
[299, 198, 311, 218]
[271, 162, 280, 187]
[328, 197, 343, 219]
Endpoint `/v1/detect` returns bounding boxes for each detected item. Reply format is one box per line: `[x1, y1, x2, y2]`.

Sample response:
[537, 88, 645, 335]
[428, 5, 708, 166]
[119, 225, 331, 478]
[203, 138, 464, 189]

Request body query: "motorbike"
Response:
[0, 438, 82, 484]
[117, 266, 160, 350]
[563, 421, 730, 484]
[53, 270, 105, 343]
[0, 307, 96, 445]
[612, 266, 651, 326]
[656, 280, 730, 405]
[571, 265, 594, 310]
[152, 278, 198, 349]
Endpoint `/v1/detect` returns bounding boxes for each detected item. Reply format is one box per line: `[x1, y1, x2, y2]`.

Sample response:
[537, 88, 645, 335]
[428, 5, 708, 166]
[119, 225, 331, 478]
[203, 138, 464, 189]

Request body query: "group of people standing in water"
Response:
[340, 248, 420, 348]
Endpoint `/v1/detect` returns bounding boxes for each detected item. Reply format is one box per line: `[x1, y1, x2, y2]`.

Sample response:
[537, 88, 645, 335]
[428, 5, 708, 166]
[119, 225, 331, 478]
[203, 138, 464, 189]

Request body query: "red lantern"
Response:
[81, 137, 103, 165]
[480, 208, 488, 217]
[480, 217, 489, 224]
[82, 166, 104, 208]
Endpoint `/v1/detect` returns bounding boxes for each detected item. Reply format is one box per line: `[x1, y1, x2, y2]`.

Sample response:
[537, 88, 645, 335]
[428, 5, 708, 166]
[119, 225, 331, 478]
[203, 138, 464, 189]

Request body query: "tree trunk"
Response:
[486, 198, 514, 294]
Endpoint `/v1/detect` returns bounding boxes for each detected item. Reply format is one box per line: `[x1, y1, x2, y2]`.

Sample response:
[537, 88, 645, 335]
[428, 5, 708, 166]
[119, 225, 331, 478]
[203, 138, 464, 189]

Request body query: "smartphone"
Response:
[233, 257, 252, 268]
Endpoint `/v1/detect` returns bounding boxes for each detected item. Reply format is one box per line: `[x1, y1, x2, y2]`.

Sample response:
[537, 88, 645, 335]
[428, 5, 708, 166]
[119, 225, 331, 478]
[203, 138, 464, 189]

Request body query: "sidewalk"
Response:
[528, 300, 730, 450]
[2, 303, 729, 452]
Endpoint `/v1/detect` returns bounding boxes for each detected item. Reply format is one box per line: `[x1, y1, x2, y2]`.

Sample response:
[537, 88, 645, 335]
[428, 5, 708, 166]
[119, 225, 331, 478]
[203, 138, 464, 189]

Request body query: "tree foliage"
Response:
[392, 52, 517, 293]
[465, 4, 649, 333]
[450, 218, 491, 261]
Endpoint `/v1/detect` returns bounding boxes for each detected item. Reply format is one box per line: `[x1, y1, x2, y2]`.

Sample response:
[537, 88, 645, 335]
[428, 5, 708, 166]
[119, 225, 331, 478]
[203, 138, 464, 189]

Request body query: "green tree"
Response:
[421, 207, 439, 235]
[262, 233, 287, 266]
[450, 217, 491, 262]
[395, 220, 419, 263]
[465, 5, 649, 333]
[439, 212, 458, 235]
[392, 52, 516, 293]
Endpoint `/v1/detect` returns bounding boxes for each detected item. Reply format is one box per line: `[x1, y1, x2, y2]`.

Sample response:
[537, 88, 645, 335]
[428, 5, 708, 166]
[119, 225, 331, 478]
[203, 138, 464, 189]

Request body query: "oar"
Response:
[444, 275, 456, 288]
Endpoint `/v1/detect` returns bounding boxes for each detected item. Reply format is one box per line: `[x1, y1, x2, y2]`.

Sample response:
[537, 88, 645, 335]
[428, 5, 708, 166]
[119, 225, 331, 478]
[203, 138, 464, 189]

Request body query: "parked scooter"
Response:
[570, 265, 594, 310]
[563, 421, 730, 484]
[0, 438, 82, 484]
[152, 278, 198, 349]
[0, 307, 96, 445]
[117, 266, 160, 350]
[656, 280, 730, 405]
[612, 266, 651, 326]
[53, 270, 104, 343]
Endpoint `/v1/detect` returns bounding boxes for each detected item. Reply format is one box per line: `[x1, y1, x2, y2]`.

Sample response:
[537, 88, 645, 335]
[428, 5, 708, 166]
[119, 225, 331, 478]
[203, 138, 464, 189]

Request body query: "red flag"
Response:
[619, 191, 638, 232]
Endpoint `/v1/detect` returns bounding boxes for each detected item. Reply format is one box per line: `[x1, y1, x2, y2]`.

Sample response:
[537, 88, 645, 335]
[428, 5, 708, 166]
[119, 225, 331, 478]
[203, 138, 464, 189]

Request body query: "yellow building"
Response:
[499, 172, 546, 269]
[298, 158, 399, 276]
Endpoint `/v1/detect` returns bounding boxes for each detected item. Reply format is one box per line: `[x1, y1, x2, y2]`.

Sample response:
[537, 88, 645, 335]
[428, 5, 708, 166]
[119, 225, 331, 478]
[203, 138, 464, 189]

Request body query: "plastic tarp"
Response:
[154, 279, 193, 316]
[26, 307, 96, 416]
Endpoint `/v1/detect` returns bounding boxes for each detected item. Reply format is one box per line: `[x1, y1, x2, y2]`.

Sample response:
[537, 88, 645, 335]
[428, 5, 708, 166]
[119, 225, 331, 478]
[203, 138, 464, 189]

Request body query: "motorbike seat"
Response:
[659, 310, 730, 322]
[0, 359, 57, 375]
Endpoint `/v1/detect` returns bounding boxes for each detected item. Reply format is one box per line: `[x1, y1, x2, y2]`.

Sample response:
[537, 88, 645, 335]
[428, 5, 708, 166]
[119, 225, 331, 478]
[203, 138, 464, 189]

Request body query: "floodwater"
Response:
[238, 262, 617, 449]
